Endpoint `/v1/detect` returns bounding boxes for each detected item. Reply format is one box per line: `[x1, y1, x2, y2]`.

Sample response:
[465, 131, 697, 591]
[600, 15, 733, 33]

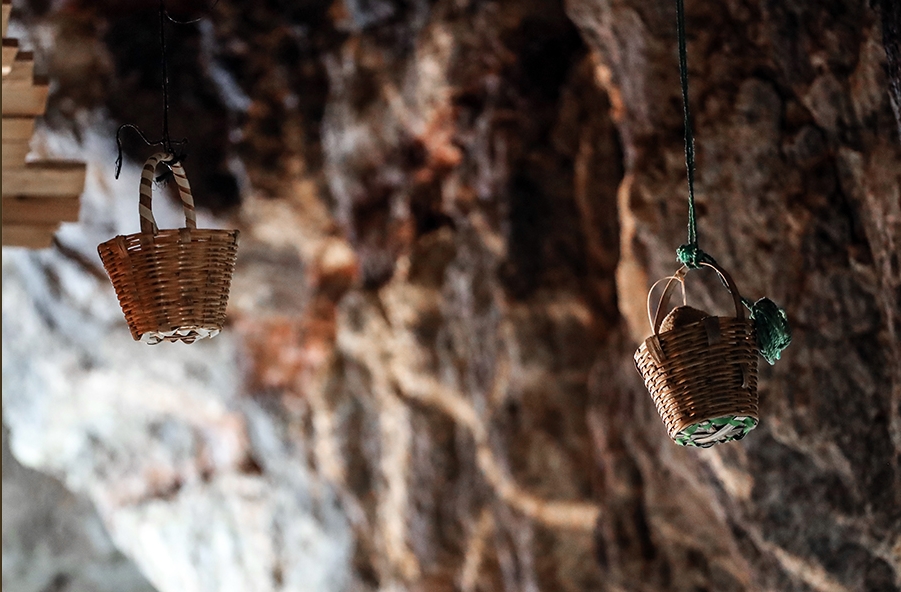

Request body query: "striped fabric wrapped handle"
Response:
[139, 152, 197, 235]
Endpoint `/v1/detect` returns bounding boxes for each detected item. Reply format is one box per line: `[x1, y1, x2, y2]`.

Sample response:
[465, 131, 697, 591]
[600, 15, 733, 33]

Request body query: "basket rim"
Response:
[98, 226, 239, 247]
[640, 313, 753, 342]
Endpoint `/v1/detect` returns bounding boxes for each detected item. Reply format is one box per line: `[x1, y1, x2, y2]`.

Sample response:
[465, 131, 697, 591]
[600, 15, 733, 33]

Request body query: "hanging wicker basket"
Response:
[634, 261, 759, 447]
[98, 153, 239, 344]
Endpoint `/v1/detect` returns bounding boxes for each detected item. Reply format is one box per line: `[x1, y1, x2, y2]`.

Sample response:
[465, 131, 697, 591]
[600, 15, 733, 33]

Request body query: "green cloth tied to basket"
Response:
[744, 296, 792, 364]
[676, 416, 757, 448]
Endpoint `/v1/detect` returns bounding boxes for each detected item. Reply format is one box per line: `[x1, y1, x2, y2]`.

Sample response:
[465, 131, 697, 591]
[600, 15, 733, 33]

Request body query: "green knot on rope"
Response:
[677, 243, 716, 269]
[742, 296, 792, 365]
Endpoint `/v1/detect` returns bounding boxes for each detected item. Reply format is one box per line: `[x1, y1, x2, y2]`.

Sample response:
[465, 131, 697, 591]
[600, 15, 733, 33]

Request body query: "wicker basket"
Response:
[98, 153, 239, 344]
[634, 261, 759, 447]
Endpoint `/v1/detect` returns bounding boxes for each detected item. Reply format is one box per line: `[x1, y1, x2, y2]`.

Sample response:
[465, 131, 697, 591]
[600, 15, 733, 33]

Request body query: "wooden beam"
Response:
[3, 51, 35, 86]
[2, 161, 86, 197]
[2, 116, 36, 141]
[2, 38, 17, 73]
[2, 140, 28, 166]
[1, 82, 49, 116]
[1, 223, 57, 249]
[2, 0, 11, 39]
[2, 195, 80, 224]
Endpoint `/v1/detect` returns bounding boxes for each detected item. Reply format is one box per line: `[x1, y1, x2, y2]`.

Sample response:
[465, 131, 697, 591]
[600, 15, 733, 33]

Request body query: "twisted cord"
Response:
[675, 0, 696, 246]
[673, 0, 715, 269]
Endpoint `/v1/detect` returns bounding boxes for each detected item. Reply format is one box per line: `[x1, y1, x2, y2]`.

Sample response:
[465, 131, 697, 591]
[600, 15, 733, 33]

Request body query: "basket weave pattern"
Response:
[634, 262, 760, 446]
[98, 153, 239, 344]
[635, 317, 758, 439]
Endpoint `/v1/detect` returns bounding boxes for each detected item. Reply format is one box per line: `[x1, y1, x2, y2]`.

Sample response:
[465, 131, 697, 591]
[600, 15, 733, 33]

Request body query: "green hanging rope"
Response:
[671, 0, 791, 363]
[674, 0, 714, 270]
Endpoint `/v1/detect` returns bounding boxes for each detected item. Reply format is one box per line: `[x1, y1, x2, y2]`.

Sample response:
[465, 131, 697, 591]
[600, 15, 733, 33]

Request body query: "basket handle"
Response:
[139, 152, 197, 235]
[646, 269, 687, 333]
[649, 260, 746, 335]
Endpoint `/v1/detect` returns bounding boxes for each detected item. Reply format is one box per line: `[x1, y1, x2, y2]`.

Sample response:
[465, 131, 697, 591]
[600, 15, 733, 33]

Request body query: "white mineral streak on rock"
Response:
[108, 473, 351, 592]
[338, 287, 602, 534]
[2, 124, 353, 592]
[2, 426, 159, 592]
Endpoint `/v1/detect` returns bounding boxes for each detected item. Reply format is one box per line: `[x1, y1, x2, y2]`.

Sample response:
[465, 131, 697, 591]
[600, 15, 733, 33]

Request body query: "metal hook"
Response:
[161, 0, 220, 25]
[115, 124, 189, 179]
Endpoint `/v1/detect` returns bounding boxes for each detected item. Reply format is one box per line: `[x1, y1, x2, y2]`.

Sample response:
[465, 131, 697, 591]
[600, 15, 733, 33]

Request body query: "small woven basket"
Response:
[634, 261, 759, 447]
[98, 153, 239, 344]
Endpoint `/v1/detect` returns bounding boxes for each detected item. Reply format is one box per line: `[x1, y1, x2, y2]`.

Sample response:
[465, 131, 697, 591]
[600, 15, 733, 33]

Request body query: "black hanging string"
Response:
[676, 0, 695, 243]
[159, 0, 173, 156]
[114, 0, 221, 179]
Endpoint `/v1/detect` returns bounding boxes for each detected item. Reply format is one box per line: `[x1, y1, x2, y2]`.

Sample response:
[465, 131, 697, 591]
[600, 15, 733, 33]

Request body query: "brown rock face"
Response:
[4, 0, 900, 590]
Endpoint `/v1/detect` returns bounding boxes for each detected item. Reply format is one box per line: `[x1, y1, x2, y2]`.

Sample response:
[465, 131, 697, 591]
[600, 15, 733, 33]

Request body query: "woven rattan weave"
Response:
[634, 261, 759, 447]
[98, 153, 239, 344]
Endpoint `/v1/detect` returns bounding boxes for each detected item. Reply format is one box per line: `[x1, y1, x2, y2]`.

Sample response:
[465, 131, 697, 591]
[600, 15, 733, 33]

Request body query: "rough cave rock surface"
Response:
[2, 0, 900, 591]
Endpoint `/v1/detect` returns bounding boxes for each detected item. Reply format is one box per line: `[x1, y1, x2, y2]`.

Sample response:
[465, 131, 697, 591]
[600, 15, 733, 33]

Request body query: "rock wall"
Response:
[2, 425, 158, 592]
[2, 0, 899, 591]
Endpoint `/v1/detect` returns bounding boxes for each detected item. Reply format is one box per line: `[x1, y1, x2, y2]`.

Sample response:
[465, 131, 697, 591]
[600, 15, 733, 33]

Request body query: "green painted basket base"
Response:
[675, 416, 757, 448]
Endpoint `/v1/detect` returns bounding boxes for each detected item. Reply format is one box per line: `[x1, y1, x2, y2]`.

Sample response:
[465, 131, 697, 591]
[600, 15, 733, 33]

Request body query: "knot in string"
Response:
[676, 243, 716, 269]
[743, 297, 792, 365]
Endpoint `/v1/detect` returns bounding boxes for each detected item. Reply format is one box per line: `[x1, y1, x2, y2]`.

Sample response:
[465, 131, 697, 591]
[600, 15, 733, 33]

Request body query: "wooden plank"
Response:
[1, 82, 49, 116]
[1, 223, 57, 249]
[2, 116, 36, 141]
[3, 51, 35, 86]
[2, 140, 28, 166]
[2, 0, 11, 39]
[2, 38, 17, 73]
[2, 195, 80, 224]
[2, 161, 86, 197]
